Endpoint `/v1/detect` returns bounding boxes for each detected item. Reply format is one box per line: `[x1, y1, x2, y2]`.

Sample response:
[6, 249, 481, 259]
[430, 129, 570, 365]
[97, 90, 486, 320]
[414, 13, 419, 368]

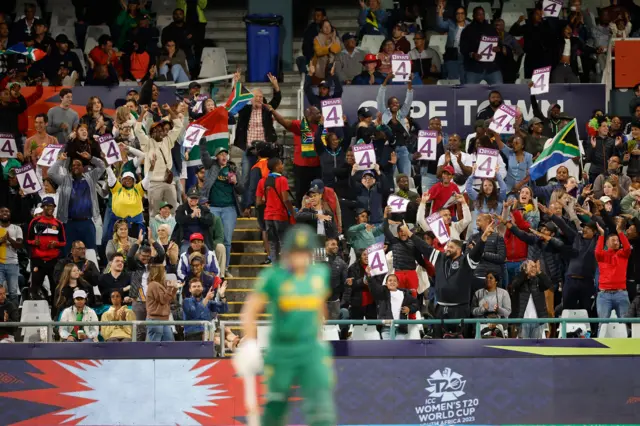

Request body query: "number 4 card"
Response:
[530, 66, 551, 95]
[477, 36, 498, 62]
[0, 133, 17, 158]
[475, 147, 499, 179]
[387, 195, 409, 213]
[321, 98, 344, 128]
[426, 213, 450, 245]
[489, 104, 517, 134]
[367, 242, 389, 277]
[98, 135, 123, 165]
[184, 124, 207, 149]
[391, 53, 411, 82]
[353, 143, 376, 170]
[417, 130, 437, 161]
[15, 164, 42, 195]
[542, 0, 563, 17]
[37, 144, 64, 167]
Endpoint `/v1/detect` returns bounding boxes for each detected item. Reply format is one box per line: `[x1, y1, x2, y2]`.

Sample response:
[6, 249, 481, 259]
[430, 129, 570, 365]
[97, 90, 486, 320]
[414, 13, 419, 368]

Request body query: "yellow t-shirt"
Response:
[111, 181, 146, 219]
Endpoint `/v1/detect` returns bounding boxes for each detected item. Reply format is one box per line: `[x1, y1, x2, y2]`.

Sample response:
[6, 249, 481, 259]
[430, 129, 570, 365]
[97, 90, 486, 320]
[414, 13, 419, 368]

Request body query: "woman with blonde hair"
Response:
[105, 220, 137, 268]
[145, 264, 181, 341]
[156, 223, 179, 272]
[53, 263, 95, 320]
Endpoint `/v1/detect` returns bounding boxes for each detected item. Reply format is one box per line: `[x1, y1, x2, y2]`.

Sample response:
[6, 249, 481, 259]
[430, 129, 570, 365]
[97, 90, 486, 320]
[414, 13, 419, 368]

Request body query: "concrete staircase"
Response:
[219, 217, 271, 323]
[204, 9, 249, 71]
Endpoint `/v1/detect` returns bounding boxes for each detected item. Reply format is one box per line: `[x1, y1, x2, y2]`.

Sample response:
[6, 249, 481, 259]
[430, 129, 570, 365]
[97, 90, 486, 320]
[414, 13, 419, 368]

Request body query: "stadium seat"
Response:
[360, 35, 385, 54]
[502, 0, 530, 13]
[257, 325, 271, 349]
[351, 325, 381, 340]
[632, 323, 640, 338]
[405, 33, 415, 50]
[71, 48, 87, 74]
[407, 311, 423, 340]
[198, 47, 228, 79]
[84, 36, 98, 55]
[156, 15, 174, 46]
[15, 0, 42, 18]
[86, 25, 111, 44]
[599, 312, 628, 338]
[560, 309, 590, 336]
[21, 300, 52, 342]
[323, 325, 340, 341]
[437, 79, 461, 85]
[86, 248, 99, 266]
[501, 11, 523, 30]
[428, 34, 447, 58]
[51, 25, 78, 48]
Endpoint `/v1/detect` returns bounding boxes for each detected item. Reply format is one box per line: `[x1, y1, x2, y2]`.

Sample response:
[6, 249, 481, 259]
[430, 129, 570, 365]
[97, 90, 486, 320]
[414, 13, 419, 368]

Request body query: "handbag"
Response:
[158, 147, 174, 184]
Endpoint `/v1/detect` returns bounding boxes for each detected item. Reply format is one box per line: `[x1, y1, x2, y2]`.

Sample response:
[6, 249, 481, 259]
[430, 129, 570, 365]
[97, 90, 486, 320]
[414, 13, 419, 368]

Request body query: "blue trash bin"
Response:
[244, 14, 283, 83]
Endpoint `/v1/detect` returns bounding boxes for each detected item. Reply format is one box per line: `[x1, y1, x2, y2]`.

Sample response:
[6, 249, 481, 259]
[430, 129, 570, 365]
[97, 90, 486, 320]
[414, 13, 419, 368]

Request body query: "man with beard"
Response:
[2, 167, 40, 230]
[43, 35, 84, 82]
[391, 174, 419, 224]
[402, 221, 492, 337]
[476, 90, 503, 120]
[53, 240, 100, 294]
[182, 277, 228, 341]
[460, 7, 503, 84]
[531, 98, 562, 138]
[161, 8, 193, 54]
[270, 106, 322, 207]
[0, 207, 23, 304]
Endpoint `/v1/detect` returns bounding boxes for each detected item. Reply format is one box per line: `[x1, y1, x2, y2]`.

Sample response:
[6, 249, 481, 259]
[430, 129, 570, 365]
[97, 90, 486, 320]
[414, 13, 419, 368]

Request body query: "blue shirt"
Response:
[68, 178, 92, 219]
[182, 295, 228, 335]
[500, 145, 533, 192]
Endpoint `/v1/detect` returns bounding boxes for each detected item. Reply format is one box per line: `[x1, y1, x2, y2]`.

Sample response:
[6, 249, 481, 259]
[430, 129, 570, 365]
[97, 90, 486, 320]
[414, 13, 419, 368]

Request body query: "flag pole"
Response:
[574, 119, 586, 182]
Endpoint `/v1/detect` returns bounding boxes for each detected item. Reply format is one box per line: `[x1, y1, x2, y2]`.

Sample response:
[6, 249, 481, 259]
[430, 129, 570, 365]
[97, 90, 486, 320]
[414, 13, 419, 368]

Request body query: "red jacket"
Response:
[504, 210, 530, 262]
[0, 75, 43, 135]
[595, 233, 632, 291]
[26, 215, 66, 261]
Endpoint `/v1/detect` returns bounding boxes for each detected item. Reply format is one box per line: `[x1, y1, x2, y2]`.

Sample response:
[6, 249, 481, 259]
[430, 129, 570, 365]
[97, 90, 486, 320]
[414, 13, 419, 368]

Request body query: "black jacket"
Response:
[460, 20, 499, 74]
[0, 299, 19, 339]
[53, 256, 101, 291]
[304, 74, 343, 109]
[509, 224, 565, 286]
[550, 215, 599, 279]
[509, 19, 554, 72]
[326, 253, 348, 302]
[52, 280, 96, 320]
[369, 274, 418, 333]
[585, 136, 620, 177]
[302, 22, 321, 61]
[314, 123, 351, 188]
[295, 207, 338, 239]
[342, 261, 374, 308]
[233, 91, 282, 151]
[161, 22, 193, 52]
[471, 231, 506, 279]
[0, 95, 27, 144]
[79, 114, 115, 139]
[43, 50, 84, 81]
[172, 204, 215, 248]
[415, 233, 486, 305]
[0, 183, 40, 226]
[531, 95, 563, 138]
[553, 36, 596, 78]
[383, 219, 425, 271]
[512, 271, 552, 318]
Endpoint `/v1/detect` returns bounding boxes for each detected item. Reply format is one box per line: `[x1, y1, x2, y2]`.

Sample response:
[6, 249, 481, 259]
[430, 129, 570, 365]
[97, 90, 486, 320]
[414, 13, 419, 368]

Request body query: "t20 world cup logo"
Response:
[426, 368, 466, 402]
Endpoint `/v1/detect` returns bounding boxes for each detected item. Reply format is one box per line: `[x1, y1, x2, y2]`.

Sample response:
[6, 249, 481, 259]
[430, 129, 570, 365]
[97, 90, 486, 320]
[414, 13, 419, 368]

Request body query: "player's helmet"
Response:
[282, 224, 320, 253]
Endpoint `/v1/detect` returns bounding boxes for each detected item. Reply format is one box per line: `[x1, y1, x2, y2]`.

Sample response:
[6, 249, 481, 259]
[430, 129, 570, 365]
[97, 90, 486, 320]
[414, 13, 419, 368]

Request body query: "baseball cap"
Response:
[362, 170, 376, 178]
[318, 80, 331, 88]
[355, 207, 370, 216]
[41, 197, 56, 206]
[122, 171, 135, 180]
[190, 233, 204, 242]
[308, 179, 325, 194]
[73, 289, 87, 299]
[34, 207, 43, 215]
[158, 201, 173, 210]
[342, 32, 356, 43]
[600, 196, 612, 203]
[214, 147, 229, 156]
[187, 187, 200, 199]
[199, 197, 210, 205]
[188, 81, 201, 90]
[442, 165, 455, 175]
[55, 34, 70, 44]
[543, 221, 558, 234]
[529, 117, 543, 126]
[358, 107, 374, 118]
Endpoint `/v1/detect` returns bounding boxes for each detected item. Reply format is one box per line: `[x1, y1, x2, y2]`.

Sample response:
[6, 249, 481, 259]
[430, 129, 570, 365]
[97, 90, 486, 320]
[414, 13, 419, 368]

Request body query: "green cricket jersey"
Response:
[255, 263, 330, 347]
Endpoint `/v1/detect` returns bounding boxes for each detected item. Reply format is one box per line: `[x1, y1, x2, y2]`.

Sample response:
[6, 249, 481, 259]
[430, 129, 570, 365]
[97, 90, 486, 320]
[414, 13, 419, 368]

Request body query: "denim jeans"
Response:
[159, 63, 190, 84]
[395, 146, 412, 177]
[295, 55, 309, 74]
[381, 327, 408, 340]
[444, 56, 464, 81]
[596, 290, 629, 319]
[146, 320, 175, 342]
[465, 69, 504, 85]
[420, 168, 438, 193]
[108, 211, 146, 239]
[64, 219, 96, 256]
[520, 322, 544, 338]
[210, 206, 237, 268]
[241, 150, 257, 208]
[266, 219, 289, 261]
[0, 263, 20, 302]
[505, 261, 524, 288]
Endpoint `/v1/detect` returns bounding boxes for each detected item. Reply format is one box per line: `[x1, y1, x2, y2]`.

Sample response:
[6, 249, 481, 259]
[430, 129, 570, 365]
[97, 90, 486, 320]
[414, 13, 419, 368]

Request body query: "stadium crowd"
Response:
[1, 0, 640, 344]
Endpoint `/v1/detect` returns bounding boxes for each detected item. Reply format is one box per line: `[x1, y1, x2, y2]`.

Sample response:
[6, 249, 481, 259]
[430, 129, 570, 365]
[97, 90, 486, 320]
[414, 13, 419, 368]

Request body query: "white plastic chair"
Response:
[502, 0, 531, 13]
[84, 36, 98, 56]
[70, 48, 87, 74]
[360, 35, 385, 54]
[21, 300, 50, 318]
[631, 323, 640, 338]
[257, 325, 271, 349]
[86, 25, 111, 44]
[323, 325, 340, 341]
[51, 25, 78, 47]
[600, 322, 628, 338]
[351, 325, 381, 340]
[560, 309, 590, 336]
[21, 301, 51, 341]
[198, 47, 228, 79]
[85, 248, 99, 267]
[437, 79, 461, 85]
[501, 11, 524, 30]
[428, 34, 447, 58]
[407, 311, 423, 340]
[405, 33, 415, 50]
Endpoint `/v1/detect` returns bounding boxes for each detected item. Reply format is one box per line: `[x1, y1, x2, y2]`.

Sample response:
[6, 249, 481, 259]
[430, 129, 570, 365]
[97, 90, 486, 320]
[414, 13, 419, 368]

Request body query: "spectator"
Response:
[358, 0, 389, 37]
[9, 3, 38, 45]
[0, 25, 8, 74]
[145, 264, 179, 342]
[52, 263, 96, 320]
[150, 201, 176, 240]
[44, 35, 84, 82]
[530, 96, 567, 138]
[593, 156, 631, 199]
[460, 7, 502, 84]
[314, 123, 350, 188]
[409, 31, 441, 83]
[106, 164, 152, 236]
[161, 8, 193, 58]
[134, 106, 183, 216]
[509, 8, 554, 78]
[512, 260, 553, 338]
[625, 121, 640, 179]
[377, 39, 399, 74]
[105, 221, 137, 264]
[377, 76, 413, 176]
[98, 252, 131, 302]
[346, 208, 384, 252]
[256, 158, 295, 260]
[324, 237, 348, 323]
[175, 187, 214, 252]
[26, 197, 65, 301]
[176, 0, 207, 65]
[59, 289, 99, 342]
[342, 250, 377, 320]
[0, 85, 27, 148]
[304, 64, 343, 109]
[115, 0, 148, 49]
[334, 32, 365, 84]
[157, 39, 190, 83]
[177, 232, 220, 283]
[552, 24, 594, 84]
[595, 222, 632, 319]
[0, 206, 23, 304]
[64, 125, 102, 167]
[183, 277, 228, 341]
[0, 286, 18, 343]
[24, 113, 57, 176]
[48, 152, 105, 254]
[383, 208, 424, 296]
[466, 171, 507, 235]
[47, 88, 79, 145]
[435, 134, 472, 184]
[85, 59, 120, 86]
[629, 83, 640, 116]
[352, 165, 390, 228]
[80, 97, 114, 139]
[627, 284, 640, 318]
[524, 117, 546, 158]
[370, 273, 419, 340]
[351, 54, 385, 85]
[299, 8, 326, 73]
[494, 18, 521, 83]
[89, 35, 123, 79]
[470, 214, 506, 289]
[390, 23, 410, 53]
[296, 182, 338, 242]
[476, 90, 503, 121]
[200, 146, 242, 273]
[1, 168, 40, 232]
[585, 117, 619, 182]
[101, 289, 136, 342]
[427, 165, 460, 216]
[270, 106, 322, 207]
[122, 38, 151, 82]
[472, 271, 511, 319]
[312, 19, 341, 81]
[156, 223, 179, 273]
[585, 9, 611, 81]
[53, 240, 100, 293]
[32, 21, 54, 53]
[417, 193, 471, 249]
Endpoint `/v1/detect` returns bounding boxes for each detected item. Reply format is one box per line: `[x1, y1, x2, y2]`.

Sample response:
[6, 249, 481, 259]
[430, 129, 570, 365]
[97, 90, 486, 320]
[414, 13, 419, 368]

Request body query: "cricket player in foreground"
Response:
[233, 224, 336, 426]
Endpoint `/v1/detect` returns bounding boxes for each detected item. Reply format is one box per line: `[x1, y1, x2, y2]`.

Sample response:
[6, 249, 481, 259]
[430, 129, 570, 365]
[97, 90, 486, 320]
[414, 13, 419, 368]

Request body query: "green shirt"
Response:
[256, 264, 330, 347]
[209, 166, 235, 207]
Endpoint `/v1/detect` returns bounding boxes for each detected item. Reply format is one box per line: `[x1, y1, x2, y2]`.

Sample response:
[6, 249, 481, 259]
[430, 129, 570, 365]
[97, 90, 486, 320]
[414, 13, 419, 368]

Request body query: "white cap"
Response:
[73, 289, 87, 299]
[122, 172, 135, 180]
[34, 207, 43, 215]
[600, 196, 612, 203]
